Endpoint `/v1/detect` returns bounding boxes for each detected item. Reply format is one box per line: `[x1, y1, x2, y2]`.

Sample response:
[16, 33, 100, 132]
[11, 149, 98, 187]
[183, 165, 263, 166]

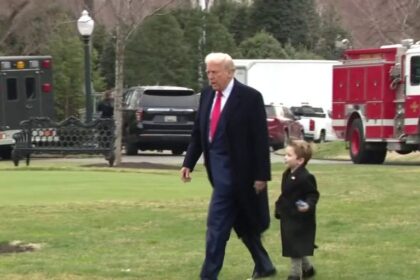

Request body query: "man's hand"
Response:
[180, 167, 191, 183]
[253, 180, 267, 194]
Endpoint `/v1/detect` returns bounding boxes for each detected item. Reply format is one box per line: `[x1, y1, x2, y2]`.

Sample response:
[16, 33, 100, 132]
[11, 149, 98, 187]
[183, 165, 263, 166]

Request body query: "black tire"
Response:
[125, 142, 138, 155]
[171, 149, 184, 156]
[349, 119, 371, 164]
[0, 148, 12, 160]
[317, 130, 326, 143]
[368, 148, 387, 164]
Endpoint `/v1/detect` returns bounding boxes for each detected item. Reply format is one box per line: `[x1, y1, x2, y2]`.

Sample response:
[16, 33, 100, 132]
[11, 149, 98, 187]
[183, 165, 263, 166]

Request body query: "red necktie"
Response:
[210, 91, 223, 140]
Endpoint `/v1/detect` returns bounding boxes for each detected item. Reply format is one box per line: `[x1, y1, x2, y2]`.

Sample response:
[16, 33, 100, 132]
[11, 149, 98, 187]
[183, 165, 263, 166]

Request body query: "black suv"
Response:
[123, 86, 199, 155]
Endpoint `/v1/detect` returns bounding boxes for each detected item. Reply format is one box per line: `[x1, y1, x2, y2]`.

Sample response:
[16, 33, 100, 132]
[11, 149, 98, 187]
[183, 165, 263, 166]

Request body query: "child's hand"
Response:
[297, 204, 309, 212]
[296, 200, 309, 212]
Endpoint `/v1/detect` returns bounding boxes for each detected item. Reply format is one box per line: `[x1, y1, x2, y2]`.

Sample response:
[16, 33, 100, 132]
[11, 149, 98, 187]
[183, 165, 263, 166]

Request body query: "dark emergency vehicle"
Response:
[0, 56, 54, 159]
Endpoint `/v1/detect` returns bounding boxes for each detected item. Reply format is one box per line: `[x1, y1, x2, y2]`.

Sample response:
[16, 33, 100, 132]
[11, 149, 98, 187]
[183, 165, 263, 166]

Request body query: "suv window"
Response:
[142, 89, 197, 107]
[123, 89, 137, 109]
[290, 106, 326, 117]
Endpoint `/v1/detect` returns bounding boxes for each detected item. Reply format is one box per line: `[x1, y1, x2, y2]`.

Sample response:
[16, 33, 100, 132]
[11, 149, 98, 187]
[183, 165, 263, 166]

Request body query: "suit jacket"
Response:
[183, 79, 271, 235]
[275, 166, 320, 257]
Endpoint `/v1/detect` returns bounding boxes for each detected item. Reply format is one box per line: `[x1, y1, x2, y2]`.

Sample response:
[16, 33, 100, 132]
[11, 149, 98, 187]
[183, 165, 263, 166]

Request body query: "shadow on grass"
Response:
[83, 162, 180, 170]
[0, 241, 41, 254]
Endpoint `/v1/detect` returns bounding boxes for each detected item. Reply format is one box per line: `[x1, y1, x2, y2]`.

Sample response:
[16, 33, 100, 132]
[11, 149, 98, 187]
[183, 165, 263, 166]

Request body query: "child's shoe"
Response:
[302, 266, 315, 278]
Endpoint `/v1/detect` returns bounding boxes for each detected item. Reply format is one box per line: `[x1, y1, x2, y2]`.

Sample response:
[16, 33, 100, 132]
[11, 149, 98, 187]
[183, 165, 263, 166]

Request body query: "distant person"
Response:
[97, 90, 114, 118]
[180, 52, 276, 280]
[275, 140, 320, 280]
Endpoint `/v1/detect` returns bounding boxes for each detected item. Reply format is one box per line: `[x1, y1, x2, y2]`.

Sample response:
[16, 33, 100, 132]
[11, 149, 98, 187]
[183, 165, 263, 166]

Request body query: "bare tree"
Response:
[316, 0, 420, 48]
[100, 0, 182, 165]
[0, 1, 30, 49]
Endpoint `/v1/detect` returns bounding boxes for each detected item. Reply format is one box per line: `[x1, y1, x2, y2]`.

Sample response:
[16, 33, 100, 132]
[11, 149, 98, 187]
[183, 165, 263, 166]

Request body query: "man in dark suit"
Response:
[180, 53, 276, 280]
[96, 90, 114, 118]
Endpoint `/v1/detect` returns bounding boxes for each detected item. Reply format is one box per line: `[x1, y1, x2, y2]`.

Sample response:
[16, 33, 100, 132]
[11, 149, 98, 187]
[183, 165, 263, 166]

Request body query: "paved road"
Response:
[22, 150, 351, 166]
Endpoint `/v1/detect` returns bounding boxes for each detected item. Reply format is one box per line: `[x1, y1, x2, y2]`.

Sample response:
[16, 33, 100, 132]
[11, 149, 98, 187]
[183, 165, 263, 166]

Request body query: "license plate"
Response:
[164, 115, 177, 122]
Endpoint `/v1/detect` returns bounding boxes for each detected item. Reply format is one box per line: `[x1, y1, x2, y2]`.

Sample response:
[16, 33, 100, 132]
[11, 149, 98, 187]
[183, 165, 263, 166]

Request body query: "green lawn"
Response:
[0, 161, 419, 279]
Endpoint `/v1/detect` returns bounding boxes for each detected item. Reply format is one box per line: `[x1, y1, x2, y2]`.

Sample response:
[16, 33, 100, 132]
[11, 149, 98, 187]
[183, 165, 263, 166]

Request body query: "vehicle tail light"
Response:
[136, 108, 144, 122]
[0, 132, 5, 139]
[309, 119, 315, 131]
[42, 83, 52, 93]
[41, 59, 52, 69]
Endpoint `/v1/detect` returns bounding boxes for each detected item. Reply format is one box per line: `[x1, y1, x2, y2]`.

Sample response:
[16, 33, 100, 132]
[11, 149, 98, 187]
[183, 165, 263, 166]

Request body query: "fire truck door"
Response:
[0, 71, 41, 129]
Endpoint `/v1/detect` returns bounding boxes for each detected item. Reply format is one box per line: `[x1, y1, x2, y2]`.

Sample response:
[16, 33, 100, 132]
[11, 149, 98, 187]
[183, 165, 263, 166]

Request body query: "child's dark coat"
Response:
[275, 166, 320, 257]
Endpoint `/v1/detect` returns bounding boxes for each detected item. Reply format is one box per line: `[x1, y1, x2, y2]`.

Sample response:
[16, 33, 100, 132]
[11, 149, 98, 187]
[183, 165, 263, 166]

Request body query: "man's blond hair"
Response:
[205, 52, 235, 72]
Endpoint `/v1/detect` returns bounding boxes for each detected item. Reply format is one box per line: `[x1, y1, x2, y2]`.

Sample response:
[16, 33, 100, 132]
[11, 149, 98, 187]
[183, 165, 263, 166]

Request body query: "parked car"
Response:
[290, 105, 337, 142]
[265, 104, 304, 150]
[122, 86, 199, 155]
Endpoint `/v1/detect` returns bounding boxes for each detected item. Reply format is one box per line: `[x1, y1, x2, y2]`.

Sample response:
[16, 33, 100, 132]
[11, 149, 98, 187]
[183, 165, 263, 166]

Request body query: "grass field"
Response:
[0, 160, 419, 279]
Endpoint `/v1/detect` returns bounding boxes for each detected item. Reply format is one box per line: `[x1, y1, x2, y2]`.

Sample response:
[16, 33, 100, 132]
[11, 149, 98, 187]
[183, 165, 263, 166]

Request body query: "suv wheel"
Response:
[125, 142, 138, 155]
[171, 149, 184, 156]
[0, 148, 12, 160]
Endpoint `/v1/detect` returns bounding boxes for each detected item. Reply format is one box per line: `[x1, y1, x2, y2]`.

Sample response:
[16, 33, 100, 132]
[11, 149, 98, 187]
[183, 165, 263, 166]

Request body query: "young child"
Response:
[275, 140, 320, 280]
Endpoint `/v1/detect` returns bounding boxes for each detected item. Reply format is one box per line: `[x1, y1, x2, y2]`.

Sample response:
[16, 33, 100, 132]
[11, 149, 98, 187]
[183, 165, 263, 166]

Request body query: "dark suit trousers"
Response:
[200, 139, 274, 279]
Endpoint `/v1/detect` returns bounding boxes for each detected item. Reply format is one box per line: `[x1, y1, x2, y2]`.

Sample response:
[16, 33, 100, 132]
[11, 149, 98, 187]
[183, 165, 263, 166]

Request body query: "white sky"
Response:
[199, 0, 206, 10]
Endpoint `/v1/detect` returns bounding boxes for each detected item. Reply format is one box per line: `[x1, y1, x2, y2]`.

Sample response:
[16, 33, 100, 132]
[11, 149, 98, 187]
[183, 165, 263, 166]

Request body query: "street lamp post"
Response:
[77, 10, 95, 123]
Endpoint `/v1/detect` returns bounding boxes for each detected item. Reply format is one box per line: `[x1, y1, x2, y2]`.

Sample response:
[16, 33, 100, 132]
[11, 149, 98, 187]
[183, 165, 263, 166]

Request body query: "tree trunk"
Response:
[114, 23, 125, 166]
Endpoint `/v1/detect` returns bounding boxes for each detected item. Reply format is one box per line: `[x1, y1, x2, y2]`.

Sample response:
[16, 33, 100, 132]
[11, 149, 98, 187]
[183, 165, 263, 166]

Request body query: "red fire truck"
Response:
[332, 39, 420, 164]
[0, 56, 54, 159]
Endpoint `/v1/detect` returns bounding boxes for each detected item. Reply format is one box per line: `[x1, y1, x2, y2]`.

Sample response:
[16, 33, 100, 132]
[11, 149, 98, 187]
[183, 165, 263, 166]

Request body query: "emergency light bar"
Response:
[0, 59, 51, 70]
[29, 60, 39, 68]
[16, 61, 25, 69]
[1, 61, 11, 70]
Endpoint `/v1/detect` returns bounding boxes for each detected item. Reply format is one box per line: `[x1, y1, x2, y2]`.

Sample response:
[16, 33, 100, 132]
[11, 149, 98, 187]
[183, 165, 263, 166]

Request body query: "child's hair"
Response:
[288, 140, 313, 165]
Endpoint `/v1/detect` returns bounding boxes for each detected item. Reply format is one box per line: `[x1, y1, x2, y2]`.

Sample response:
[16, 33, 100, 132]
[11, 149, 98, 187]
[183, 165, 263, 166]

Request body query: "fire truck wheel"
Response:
[368, 148, 387, 164]
[349, 119, 371, 164]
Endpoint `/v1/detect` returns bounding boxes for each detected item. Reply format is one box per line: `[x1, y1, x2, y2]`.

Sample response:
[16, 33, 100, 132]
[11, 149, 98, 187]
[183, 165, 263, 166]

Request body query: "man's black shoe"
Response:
[302, 267, 315, 278]
[251, 268, 277, 279]
[286, 276, 301, 280]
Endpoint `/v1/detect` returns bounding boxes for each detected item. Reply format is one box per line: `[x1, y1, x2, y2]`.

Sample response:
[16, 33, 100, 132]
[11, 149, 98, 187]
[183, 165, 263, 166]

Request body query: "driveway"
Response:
[17, 150, 351, 168]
